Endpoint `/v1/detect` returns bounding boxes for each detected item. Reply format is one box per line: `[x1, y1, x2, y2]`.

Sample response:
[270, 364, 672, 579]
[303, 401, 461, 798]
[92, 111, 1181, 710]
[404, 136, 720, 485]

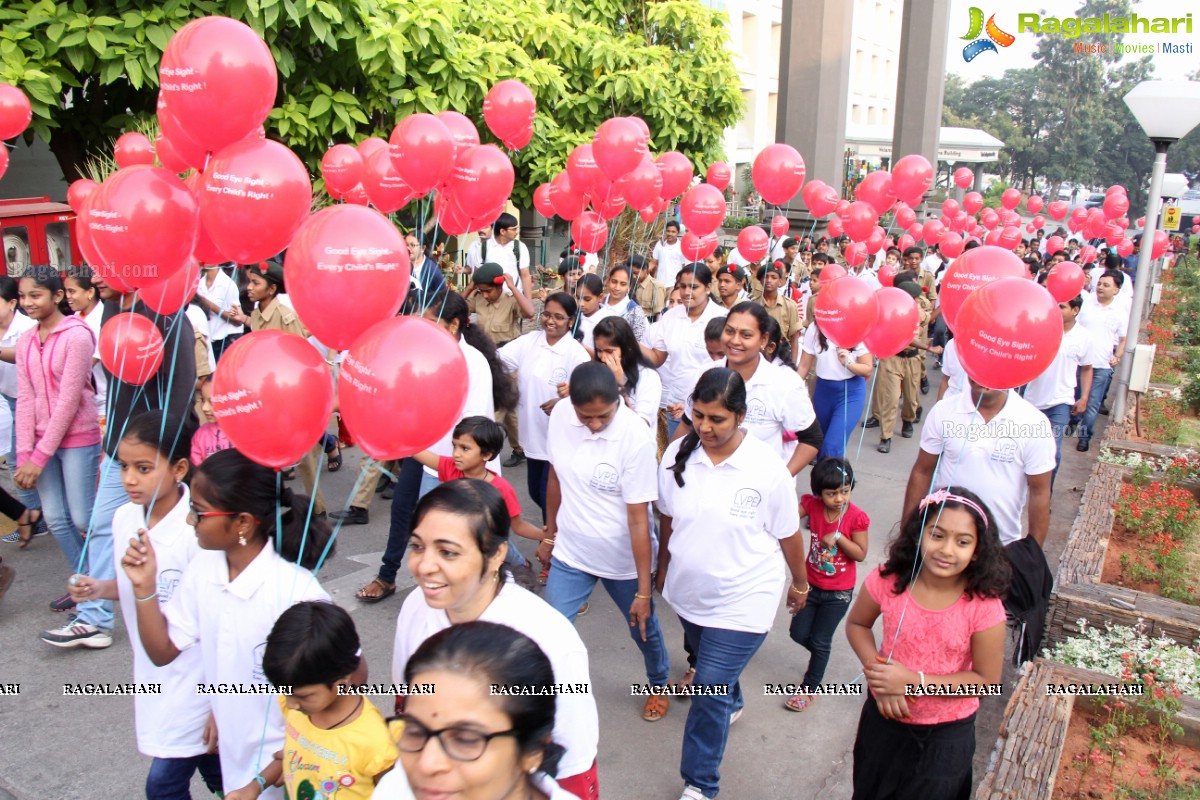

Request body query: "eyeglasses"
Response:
[387, 715, 516, 762]
[187, 504, 259, 525]
[540, 311, 569, 323]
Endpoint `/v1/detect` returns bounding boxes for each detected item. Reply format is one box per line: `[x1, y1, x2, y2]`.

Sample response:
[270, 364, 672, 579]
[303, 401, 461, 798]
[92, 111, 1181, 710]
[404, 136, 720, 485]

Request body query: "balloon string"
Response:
[303, 455, 374, 592]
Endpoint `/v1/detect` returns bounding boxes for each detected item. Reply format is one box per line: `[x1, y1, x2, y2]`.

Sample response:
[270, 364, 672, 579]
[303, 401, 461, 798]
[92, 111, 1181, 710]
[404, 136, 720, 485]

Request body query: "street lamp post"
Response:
[1111, 81, 1200, 423]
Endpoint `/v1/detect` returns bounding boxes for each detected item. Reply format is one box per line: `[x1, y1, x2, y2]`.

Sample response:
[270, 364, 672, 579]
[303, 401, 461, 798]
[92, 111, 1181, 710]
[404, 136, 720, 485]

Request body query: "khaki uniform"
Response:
[917, 268, 939, 383]
[804, 294, 817, 330]
[872, 296, 931, 438]
[349, 458, 398, 510]
[467, 292, 523, 347]
[759, 293, 800, 347]
[634, 276, 668, 321]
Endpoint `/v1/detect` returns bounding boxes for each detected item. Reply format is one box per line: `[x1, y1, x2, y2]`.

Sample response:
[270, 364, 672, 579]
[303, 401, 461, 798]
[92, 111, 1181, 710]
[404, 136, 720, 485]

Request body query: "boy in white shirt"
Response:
[1071, 269, 1128, 451]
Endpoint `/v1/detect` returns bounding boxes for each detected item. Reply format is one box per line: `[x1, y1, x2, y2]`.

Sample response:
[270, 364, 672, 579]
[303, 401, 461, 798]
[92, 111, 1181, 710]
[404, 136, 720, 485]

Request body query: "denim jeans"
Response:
[813, 376, 866, 460]
[4, 394, 41, 511]
[1039, 403, 1072, 488]
[545, 556, 670, 686]
[74, 451, 123, 630]
[666, 415, 681, 442]
[677, 616, 768, 797]
[379, 458, 440, 585]
[1071, 366, 1112, 444]
[526, 457, 550, 523]
[37, 443, 100, 572]
[788, 587, 854, 691]
[145, 752, 223, 800]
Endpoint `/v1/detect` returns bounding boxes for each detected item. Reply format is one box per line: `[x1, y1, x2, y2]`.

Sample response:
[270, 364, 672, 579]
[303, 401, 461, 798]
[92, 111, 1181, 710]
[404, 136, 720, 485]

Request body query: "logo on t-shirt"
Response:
[548, 367, 568, 386]
[251, 641, 268, 683]
[588, 462, 620, 493]
[157, 568, 183, 603]
[730, 488, 762, 519]
[745, 398, 769, 425]
[990, 437, 1017, 464]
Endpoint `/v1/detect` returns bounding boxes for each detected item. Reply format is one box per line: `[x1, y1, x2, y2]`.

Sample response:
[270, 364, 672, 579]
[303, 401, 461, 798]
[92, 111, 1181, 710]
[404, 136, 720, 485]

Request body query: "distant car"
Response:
[1083, 193, 1105, 209]
[1057, 186, 1072, 201]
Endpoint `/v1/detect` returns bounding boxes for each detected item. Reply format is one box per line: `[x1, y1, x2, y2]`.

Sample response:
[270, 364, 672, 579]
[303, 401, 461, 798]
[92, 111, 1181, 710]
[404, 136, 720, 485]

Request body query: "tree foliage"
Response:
[0, 0, 743, 204]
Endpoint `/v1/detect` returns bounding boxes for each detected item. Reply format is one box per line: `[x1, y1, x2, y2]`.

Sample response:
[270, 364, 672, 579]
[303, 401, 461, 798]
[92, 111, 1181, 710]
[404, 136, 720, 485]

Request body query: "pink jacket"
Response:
[190, 422, 233, 467]
[16, 315, 101, 468]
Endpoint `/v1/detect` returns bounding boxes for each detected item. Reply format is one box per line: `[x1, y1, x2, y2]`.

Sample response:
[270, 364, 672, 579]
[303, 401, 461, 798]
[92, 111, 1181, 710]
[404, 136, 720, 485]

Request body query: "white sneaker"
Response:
[679, 786, 706, 800]
[40, 622, 113, 649]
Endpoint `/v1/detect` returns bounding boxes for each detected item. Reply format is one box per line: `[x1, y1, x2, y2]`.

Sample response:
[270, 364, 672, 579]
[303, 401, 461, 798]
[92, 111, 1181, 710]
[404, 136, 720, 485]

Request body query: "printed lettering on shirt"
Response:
[745, 398, 769, 425]
[157, 568, 184, 604]
[589, 462, 620, 493]
[251, 641, 268, 683]
[548, 366, 568, 386]
[729, 488, 762, 519]
[990, 437, 1017, 464]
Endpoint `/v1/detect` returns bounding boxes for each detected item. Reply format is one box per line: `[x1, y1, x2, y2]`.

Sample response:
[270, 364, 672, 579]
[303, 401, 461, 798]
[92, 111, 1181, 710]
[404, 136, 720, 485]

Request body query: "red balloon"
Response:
[357, 137, 388, 160]
[836, 199, 851, 216]
[639, 206, 659, 225]
[618, 157, 663, 212]
[1078, 245, 1097, 265]
[114, 132, 155, 169]
[1106, 184, 1127, 197]
[980, 208, 1000, 230]
[941, 198, 960, 217]
[813, 276, 878, 348]
[1000, 188, 1022, 210]
[468, 204, 506, 233]
[157, 17, 277, 155]
[844, 241, 867, 266]
[434, 191, 473, 236]
[855, 171, 896, 214]
[1116, 238, 1134, 258]
[842, 201, 878, 241]
[802, 179, 840, 217]
[1027, 196, 1045, 214]
[1046, 261, 1086, 302]
[752, 144, 806, 206]
[878, 262, 898, 287]
[962, 192, 984, 216]
[362, 148, 416, 214]
[321, 144, 364, 197]
[483, 80, 536, 150]
[75, 194, 129, 292]
[920, 219, 944, 246]
[566, 144, 602, 198]
[939, 231, 965, 258]
[593, 118, 647, 181]
[997, 226, 1022, 250]
[894, 203, 917, 230]
[67, 179, 97, 213]
[1047, 200, 1069, 221]
[826, 217, 844, 238]
[939, 245, 1027, 331]
[571, 212, 609, 254]
[212, 330, 334, 469]
[679, 184, 727, 237]
[285, 205, 411, 350]
[821, 264, 848, 282]
[864, 228, 886, 254]
[0, 84, 32, 140]
[625, 116, 651, 142]
[891, 155, 933, 204]
[955, 278, 1062, 390]
[201, 139, 312, 265]
[1102, 221, 1123, 247]
[0, 142, 9, 180]
[705, 162, 732, 192]
[98, 312, 164, 386]
[1031, 215, 1045, 229]
[153, 132, 190, 174]
[1044, 236, 1065, 255]
[533, 183, 555, 218]
[590, 175, 626, 220]
[1151, 230, 1168, 260]
[389, 114, 455, 194]
[89, 165, 198, 289]
[896, 234, 915, 251]
[548, 172, 587, 221]
[139, 258, 200, 315]
[737, 226, 769, 262]
[953, 167, 974, 189]
[448, 144, 514, 218]
[655, 152, 694, 200]
[771, 215, 789, 238]
[680, 231, 718, 261]
[1103, 192, 1129, 221]
[435, 111, 481, 162]
[863, 287, 920, 358]
[339, 317, 468, 460]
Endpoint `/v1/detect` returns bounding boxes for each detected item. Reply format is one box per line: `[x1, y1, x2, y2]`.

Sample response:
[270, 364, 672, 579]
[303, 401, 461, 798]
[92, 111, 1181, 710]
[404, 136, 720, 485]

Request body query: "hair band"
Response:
[918, 488, 989, 531]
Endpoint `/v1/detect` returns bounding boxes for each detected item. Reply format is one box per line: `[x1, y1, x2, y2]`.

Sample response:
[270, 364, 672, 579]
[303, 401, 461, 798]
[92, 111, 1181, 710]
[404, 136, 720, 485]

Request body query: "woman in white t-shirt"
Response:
[390, 480, 600, 797]
[657, 368, 808, 800]
[0, 276, 42, 540]
[573, 273, 619, 353]
[121, 449, 331, 799]
[797, 319, 873, 460]
[375, 621, 578, 800]
[592, 316, 662, 427]
[498, 292, 591, 521]
[539, 364, 669, 721]
[65, 268, 108, 426]
[601, 262, 650, 343]
[194, 265, 245, 364]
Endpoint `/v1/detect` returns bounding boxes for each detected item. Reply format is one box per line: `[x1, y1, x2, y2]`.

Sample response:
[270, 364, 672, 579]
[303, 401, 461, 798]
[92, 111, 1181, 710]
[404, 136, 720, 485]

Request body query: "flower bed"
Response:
[1102, 480, 1200, 605]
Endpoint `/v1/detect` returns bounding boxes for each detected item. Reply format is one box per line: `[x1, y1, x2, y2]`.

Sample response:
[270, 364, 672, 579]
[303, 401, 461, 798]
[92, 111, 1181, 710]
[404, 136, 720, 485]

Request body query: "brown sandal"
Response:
[642, 694, 670, 722]
[355, 578, 396, 603]
[16, 508, 42, 549]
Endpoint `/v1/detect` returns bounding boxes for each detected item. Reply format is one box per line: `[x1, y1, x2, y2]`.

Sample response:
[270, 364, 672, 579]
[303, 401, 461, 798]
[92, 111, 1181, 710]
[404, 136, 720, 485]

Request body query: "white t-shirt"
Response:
[0, 310, 37, 398]
[942, 338, 966, 397]
[845, 267, 882, 291]
[577, 303, 619, 351]
[547, 401, 658, 580]
[468, 237, 530, 295]
[498, 332, 591, 460]
[113, 487, 210, 758]
[391, 580, 599, 779]
[1022, 323, 1095, 409]
[185, 305, 216, 376]
[657, 433, 800, 633]
[195, 267, 244, 342]
[424, 339, 497, 478]
[652, 239, 687, 289]
[626, 366, 662, 426]
[686, 356, 816, 459]
[83, 303, 108, 418]
[165, 545, 330, 797]
[371, 766, 416, 799]
[648, 301, 728, 406]
[801, 324, 870, 381]
[918, 390, 1057, 546]
[1077, 296, 1129, 369]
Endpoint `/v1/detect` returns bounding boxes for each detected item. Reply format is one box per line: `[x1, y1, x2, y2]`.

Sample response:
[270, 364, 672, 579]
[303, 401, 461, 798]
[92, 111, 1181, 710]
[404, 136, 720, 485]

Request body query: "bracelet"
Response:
[541, 537, 555, 546]
[135, 591, 158, 603]
[254, 773, 268, 792]
[634, 593, 652, 600]
[789, 584, 810, 596]
[919, 671, 926, 689]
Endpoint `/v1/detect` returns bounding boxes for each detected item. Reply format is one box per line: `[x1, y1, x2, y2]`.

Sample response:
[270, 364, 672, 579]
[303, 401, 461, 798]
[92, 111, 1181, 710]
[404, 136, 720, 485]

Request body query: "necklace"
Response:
[319, 695, 362, 730]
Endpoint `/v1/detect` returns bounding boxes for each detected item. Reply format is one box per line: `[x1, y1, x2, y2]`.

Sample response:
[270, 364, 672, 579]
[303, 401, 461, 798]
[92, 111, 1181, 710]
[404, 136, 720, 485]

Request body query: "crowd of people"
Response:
[0, 209, 1157, 800]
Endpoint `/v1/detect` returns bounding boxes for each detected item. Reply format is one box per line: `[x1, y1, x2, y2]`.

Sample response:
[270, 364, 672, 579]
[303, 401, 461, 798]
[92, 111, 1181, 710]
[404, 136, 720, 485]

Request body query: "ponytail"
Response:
[670, 368, 747, 488]
[670, 429, 703, 489]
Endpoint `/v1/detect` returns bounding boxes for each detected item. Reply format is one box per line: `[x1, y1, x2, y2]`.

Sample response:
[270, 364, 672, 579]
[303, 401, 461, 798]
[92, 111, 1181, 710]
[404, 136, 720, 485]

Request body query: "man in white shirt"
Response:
[1071, 269, 1128, 451]
[466, 214, 533, 301]
[651, 220, 686, 290]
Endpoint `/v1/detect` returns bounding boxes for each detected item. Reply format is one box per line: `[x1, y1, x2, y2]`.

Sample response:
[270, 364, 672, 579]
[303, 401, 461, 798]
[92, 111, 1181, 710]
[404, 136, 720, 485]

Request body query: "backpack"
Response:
[480, 238, 525, 270]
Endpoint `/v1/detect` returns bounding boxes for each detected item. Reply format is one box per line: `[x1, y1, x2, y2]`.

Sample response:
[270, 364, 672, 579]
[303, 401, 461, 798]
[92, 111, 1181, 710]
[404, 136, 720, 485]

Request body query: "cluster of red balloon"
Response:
[0, 83, 33, 181]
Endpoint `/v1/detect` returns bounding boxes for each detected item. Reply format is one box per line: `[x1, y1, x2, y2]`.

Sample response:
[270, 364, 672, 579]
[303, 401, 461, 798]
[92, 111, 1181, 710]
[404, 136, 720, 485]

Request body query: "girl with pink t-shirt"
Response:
[846, 486, 1010, 800]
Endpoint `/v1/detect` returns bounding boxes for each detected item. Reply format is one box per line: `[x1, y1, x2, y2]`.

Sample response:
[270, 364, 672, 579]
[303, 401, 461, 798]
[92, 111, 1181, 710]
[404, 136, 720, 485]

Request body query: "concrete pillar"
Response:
[775, 0, 853, 223]
[891, 0, 952, 203]
[519, 208, 547, 268]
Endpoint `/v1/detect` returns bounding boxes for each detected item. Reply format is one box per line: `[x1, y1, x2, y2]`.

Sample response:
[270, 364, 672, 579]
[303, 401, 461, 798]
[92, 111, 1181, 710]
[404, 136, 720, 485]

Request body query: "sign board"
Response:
[1163, 204, 1181, 231]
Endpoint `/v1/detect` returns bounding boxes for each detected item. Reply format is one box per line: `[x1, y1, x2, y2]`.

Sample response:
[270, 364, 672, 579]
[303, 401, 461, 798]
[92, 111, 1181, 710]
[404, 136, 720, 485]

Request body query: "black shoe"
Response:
[1077, 440, 1090, 452]
[915, 406, 923, 423]
[330, 507, 369, 525]
[1065, 423, 1077, 438]
[381, 485, 394, 500]
[920, 377, 929, 395]
[863, 417, 880, 429]
[503, 450, 526, 468]
[1099, 405, 1110, 416]
[901, 421, 914, 438]
[375, 476, 392, 495]
[877, 439, 892, 454]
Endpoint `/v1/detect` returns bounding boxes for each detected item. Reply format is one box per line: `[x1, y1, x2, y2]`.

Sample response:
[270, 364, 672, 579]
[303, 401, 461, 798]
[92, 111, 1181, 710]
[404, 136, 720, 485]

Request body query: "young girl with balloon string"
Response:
[656, 368, 809, 800]
[497, 292, 590, 521]
[574, 273, 619, 352]
[797, 318, 873, 461]
[845, 487, 1009, 800]
[389, 481, 600, 798]
[121, 449, 332, 800]
[599, 261, 650, 343]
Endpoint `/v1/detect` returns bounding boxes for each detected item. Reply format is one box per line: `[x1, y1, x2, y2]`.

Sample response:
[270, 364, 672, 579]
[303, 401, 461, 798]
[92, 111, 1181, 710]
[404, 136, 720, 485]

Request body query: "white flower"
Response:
[1043, 618, 1200, 697]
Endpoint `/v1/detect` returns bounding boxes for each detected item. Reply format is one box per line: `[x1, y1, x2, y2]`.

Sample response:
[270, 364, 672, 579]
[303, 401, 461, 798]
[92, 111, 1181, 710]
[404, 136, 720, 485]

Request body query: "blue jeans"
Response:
[380, 459, 440, 585]
[4, 394, 41, 511]
[677, 617, 768, 797]
[74, 451, 121, 630]
[145, 752, 223, 799]
[666, 415, 681, 441]
[544, 556, 670, 686]
[1040, 403, 1071, 488]
[1071, 367, 1112, 445]
[37, 443, 100, 574]
[788, 587, 854, 691]
[813, 376, 866, 460]
[211, 333, 241, 365]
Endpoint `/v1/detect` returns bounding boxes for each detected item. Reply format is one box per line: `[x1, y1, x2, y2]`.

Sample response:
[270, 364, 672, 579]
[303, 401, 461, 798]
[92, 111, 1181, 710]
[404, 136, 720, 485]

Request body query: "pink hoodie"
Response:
[16, 314, 101, 468]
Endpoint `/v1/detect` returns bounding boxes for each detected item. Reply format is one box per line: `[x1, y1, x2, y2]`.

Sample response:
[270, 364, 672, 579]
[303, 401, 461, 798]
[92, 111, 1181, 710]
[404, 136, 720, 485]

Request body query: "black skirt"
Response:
[852, 695, 976, 800]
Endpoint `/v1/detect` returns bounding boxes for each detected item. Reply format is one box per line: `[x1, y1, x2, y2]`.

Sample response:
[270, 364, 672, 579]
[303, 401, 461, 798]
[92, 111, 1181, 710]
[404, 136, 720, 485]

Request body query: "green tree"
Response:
[0, 0, 743, 204]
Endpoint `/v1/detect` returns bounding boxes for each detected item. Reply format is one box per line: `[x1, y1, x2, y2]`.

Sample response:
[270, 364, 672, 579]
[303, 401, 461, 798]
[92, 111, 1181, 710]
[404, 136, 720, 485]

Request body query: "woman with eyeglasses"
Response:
[497, 292, 589, 520]
[390, 481, 599, 799]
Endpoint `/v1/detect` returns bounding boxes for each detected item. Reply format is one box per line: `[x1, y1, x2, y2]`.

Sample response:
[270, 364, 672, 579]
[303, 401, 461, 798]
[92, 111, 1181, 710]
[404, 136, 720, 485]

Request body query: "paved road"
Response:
[0, 365, 1096, 799]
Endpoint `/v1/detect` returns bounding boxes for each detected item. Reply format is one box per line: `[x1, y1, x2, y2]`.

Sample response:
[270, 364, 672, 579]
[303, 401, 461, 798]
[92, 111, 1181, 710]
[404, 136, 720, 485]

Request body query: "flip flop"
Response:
[784, 693, 813, 712]
[355, 578, 396, 604]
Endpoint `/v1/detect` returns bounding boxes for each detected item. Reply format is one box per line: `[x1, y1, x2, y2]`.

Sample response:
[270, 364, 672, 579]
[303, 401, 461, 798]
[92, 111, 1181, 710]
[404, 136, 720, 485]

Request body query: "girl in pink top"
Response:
[15, 266, 101, 581]
[190, 377, 232, 467]
[846, 486, 1009, 800]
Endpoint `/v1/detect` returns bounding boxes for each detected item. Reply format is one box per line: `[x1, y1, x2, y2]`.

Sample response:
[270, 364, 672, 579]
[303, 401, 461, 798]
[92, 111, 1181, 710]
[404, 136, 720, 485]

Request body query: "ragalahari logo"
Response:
[962, 8, 1016, 61]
